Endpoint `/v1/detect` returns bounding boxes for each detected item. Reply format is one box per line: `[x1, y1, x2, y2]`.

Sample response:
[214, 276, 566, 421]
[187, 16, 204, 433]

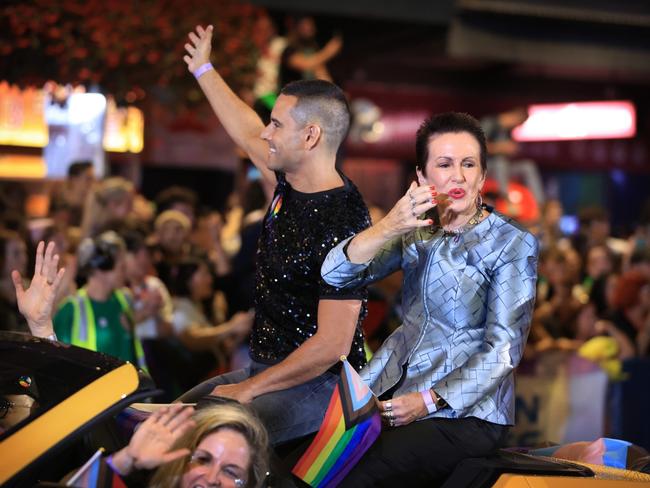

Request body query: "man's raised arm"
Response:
[183, 25, 276, 185]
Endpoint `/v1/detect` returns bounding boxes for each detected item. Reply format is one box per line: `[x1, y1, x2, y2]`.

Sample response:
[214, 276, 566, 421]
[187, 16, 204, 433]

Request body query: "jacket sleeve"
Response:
[321, 234, 404, 290]
[433, 232, 539, 416]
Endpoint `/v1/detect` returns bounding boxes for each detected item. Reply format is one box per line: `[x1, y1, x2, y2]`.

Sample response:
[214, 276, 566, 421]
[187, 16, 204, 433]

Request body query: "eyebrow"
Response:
[193, 450, 247, 470]
[434, 156, 477, 161]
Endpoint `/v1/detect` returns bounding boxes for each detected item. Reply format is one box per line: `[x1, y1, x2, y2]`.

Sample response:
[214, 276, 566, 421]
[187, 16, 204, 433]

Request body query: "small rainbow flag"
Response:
[66, 448, 126, 488]
[292, 357, 381, 487]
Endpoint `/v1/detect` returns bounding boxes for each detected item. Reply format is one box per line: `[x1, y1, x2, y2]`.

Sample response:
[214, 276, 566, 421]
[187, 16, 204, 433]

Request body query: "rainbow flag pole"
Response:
[292, 356, 382, 488]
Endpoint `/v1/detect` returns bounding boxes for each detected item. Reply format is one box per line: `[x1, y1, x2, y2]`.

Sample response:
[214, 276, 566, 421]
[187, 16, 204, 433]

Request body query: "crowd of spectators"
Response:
[525, 200, 650, 364]
[0, 161, 268, 401]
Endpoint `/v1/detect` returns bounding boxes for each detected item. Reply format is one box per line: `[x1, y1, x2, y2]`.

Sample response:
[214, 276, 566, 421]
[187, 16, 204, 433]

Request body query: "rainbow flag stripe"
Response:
[270, 194, 283, 217]
[292, 359, 381, 487]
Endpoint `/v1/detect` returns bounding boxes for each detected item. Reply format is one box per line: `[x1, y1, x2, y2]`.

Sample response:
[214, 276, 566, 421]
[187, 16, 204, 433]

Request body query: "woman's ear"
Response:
[416, 166, 427, 186]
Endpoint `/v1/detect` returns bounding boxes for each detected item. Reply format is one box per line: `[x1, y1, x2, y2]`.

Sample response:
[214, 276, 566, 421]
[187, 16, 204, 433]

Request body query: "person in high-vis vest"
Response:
[53, 231, 147, 370]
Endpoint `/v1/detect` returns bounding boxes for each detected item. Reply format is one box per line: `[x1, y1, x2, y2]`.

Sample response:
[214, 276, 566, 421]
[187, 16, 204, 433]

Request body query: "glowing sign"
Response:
[0, 155, 46, 179]
[44, 92, 107, 178]
[0, 82, 143, 153]
[103, 98, 144, 153]
[0, 82, 48, 147]
[512, 101, 636, 141]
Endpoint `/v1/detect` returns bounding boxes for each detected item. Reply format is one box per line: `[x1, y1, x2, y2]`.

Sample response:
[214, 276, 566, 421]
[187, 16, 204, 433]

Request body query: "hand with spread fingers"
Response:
[343, 181, 446, 265]
[183, 24, 213, 74]
[112, 404, 196, 474]
[375, 181, 441, 240]
[12, 241, 65, 338]
[378, 392, 428, 428]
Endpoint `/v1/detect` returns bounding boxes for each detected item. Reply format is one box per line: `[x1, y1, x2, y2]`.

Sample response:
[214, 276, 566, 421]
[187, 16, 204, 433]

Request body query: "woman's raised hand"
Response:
[375, 181, 440, 239]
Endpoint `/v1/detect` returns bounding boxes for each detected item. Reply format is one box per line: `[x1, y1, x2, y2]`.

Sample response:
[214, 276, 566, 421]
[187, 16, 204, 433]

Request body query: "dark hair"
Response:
[589, 274, 610, 317]
[77, 231, 126, 278]
[164, 256, 209, 298]
[280, 79, 351, 151]
[67, 161, 93, 178]
[155, 186, 199, 215]
[415, 112, 487, 174]
[578, 206, 609, 227]
[122, 228, 147, 254]
[630, 246, 650, 266]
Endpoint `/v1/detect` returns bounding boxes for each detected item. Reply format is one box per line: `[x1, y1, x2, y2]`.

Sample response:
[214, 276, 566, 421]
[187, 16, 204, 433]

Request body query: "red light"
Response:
[512, 101, 636, 141]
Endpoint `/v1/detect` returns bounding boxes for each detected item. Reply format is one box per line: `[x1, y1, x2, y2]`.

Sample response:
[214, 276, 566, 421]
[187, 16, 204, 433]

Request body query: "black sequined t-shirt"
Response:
[250, 172, 370, 371]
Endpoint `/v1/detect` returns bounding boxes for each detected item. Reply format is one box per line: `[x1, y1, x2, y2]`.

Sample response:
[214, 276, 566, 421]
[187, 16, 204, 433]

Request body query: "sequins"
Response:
[250, 173, 370, 371]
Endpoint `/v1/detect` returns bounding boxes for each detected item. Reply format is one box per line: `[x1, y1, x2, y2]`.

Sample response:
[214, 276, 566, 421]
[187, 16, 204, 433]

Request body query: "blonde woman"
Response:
[148, 403, 269, 488]
[108, 403, 269, 488]
[81, 176, 134, 238]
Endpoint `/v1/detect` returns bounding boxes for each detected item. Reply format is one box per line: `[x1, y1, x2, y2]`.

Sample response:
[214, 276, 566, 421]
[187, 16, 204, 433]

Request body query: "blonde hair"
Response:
[80, 177, 134, 237]
[154, 210, 192, 232]
[149, 403, 269, 488]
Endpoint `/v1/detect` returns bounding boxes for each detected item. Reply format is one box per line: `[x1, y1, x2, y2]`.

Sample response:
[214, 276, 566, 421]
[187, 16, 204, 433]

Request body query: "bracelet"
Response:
[193, 62, 213, 80]
[421, 389, 437, 414]
[105, 454, 124, 476]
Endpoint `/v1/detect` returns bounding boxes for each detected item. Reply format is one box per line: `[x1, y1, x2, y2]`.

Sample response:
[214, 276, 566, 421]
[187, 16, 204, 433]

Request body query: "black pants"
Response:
[339, 416, 509, 488]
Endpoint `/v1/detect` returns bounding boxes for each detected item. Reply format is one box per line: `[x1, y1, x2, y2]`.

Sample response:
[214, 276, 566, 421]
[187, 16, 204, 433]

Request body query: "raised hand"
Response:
[183, 24, 213, 73]
[325, 35, 343, 57]
[12, 241, 65, 338]
[375, 181, 440, 240]
[122, 404, 196, 473]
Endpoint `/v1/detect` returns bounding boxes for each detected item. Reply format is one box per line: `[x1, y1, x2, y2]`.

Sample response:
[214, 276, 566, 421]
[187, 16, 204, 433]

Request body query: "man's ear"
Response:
[416, 166, 427, 186]
[304, 124, 322, 150]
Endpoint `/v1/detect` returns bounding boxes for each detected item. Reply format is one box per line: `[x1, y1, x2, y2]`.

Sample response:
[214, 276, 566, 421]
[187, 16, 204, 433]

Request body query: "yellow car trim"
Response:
[0, 362, 139, 484]
[494, 474, 650, 487]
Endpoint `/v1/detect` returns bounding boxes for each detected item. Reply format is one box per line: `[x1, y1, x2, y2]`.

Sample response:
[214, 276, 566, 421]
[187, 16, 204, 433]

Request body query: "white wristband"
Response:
[193, 62, 214, 80]
[421, 389, 437, 414]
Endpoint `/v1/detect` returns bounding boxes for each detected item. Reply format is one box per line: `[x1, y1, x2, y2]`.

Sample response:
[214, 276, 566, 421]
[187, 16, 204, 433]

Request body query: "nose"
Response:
[260, 123, 272, 141]
[452, 163, 466, 182]
[205, 463, 223, 486]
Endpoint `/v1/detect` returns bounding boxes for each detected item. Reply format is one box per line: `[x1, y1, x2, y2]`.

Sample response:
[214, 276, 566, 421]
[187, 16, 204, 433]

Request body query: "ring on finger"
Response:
[385, 401, 392, 412]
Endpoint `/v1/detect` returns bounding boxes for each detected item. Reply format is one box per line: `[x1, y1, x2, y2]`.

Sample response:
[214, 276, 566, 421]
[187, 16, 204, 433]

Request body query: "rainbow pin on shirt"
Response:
[270, 194, 283, 218]
[265, 193, 283, 230]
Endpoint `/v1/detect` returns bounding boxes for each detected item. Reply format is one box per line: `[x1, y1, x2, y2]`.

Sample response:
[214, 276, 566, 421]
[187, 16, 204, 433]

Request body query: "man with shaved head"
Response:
[179, 25, 370, 446]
